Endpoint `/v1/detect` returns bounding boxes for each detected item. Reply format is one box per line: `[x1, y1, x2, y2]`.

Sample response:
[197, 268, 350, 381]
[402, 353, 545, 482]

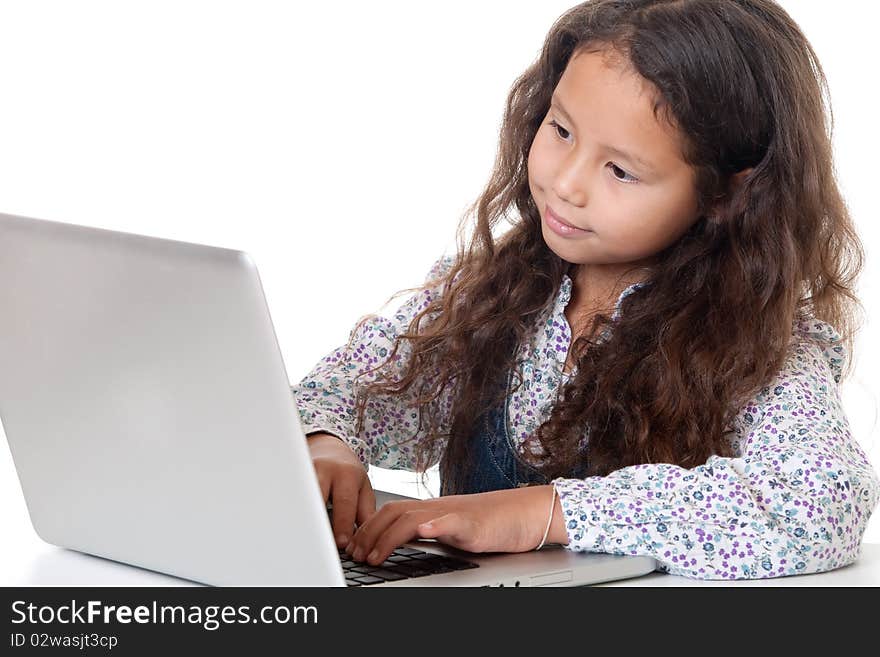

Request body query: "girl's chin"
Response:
[542, 229, 595, 260]
[543, 244, 579, 266]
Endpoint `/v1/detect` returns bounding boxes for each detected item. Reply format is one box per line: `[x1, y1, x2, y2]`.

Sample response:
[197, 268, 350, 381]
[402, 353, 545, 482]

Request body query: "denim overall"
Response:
[439, 367, 589, 496]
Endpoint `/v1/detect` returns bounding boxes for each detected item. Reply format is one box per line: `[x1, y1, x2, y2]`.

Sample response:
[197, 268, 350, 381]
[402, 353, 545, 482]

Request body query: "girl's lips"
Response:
[545, 205, 591, 237]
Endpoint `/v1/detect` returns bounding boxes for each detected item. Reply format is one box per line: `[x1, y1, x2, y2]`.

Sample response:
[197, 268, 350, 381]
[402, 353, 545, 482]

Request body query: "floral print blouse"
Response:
[291, 255, 880, 580]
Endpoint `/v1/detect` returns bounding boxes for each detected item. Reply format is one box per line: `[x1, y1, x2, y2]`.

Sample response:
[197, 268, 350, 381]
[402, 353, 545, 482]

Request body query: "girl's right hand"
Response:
[306, 432, 376, 548]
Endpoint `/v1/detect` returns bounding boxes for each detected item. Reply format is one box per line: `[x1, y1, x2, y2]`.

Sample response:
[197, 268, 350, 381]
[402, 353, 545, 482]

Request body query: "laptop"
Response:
[0, 211, 659, 587]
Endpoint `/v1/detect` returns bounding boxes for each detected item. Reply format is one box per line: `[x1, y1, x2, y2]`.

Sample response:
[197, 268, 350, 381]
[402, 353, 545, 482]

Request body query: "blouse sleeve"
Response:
[552, 320, 880, 580]
[290, 255, 456, 471]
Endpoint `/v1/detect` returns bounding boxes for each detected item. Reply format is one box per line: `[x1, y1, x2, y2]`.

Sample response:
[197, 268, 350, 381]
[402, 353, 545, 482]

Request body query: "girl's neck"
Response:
[569, 262, 652, 315]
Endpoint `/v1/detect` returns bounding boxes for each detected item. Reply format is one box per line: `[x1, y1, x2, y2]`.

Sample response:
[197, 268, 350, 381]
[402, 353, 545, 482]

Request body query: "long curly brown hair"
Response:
[348, 0, 864, 495]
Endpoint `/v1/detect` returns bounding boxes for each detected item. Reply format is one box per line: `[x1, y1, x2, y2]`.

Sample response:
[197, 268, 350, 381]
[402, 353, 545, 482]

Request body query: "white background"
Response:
[0, 0, 877, 585]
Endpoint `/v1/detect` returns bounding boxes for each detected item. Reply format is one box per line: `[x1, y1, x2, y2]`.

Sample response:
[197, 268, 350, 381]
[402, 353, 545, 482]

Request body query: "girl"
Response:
[292, 0, 880, 580]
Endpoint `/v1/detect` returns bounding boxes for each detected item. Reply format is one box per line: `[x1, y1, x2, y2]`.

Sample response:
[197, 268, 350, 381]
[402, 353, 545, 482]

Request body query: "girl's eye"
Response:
[548, 119, 571, 142]
[547, 120, 639, 185]
[608, 163, 639, 184]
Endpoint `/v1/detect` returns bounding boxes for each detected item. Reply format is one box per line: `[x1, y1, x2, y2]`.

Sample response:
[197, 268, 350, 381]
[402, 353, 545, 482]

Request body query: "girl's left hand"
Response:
[344, 485, 556, 566]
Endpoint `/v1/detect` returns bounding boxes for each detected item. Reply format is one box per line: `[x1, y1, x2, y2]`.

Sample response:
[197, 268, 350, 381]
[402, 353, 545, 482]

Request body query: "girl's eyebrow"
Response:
[550, 93, 658, 174]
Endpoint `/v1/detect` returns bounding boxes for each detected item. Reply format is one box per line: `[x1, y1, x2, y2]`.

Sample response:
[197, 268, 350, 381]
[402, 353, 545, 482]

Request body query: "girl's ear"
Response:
[708, 167, 754, 222]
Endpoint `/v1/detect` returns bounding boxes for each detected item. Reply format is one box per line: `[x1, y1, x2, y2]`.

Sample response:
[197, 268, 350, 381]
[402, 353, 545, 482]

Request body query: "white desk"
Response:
[6, 542, 879, 587]
[3, 460, 879, 586]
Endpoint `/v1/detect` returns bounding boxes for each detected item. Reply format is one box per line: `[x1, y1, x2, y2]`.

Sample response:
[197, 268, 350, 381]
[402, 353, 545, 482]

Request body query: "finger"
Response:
[347, 502, 409, 562]
[355, 477, 376, 527]
[365, 509, 437, 566]
[315, 469, 331, 506]
[328, 475, 361, 548]
[416, 513, 477, 551]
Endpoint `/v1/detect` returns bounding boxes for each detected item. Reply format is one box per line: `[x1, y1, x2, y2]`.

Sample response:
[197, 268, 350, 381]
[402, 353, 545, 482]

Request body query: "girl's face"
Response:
[528, 49, 701, 274]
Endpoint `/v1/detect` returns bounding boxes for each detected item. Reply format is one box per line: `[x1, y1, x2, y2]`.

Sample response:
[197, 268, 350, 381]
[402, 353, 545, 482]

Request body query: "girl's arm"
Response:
[552, 321, 880, 580]
[291, 255, 456, 471]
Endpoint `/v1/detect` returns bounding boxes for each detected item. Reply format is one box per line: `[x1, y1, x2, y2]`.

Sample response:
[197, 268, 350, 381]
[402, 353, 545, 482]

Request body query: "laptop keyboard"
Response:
[338, 546, 479, 586]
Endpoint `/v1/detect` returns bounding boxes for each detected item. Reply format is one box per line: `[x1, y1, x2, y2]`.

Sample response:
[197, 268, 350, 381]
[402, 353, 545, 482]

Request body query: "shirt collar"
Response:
[559, 274, 646, 322]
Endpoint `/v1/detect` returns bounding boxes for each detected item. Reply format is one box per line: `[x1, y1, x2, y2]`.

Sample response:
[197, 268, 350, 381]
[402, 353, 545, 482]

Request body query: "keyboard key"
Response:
[352, 575, 384, 585]
[350, 565, 380, 575]
[394, 547, 423, 556]
[370, 569, 407, 581]
[422, 563, 451, 574]
[390, 563, 432, 578]
[387, 554, 414, 563]
[345, 578, 363, 587]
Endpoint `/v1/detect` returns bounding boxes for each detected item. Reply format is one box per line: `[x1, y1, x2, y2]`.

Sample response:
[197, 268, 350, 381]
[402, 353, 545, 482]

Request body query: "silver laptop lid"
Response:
[0, 212, 344, 586]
